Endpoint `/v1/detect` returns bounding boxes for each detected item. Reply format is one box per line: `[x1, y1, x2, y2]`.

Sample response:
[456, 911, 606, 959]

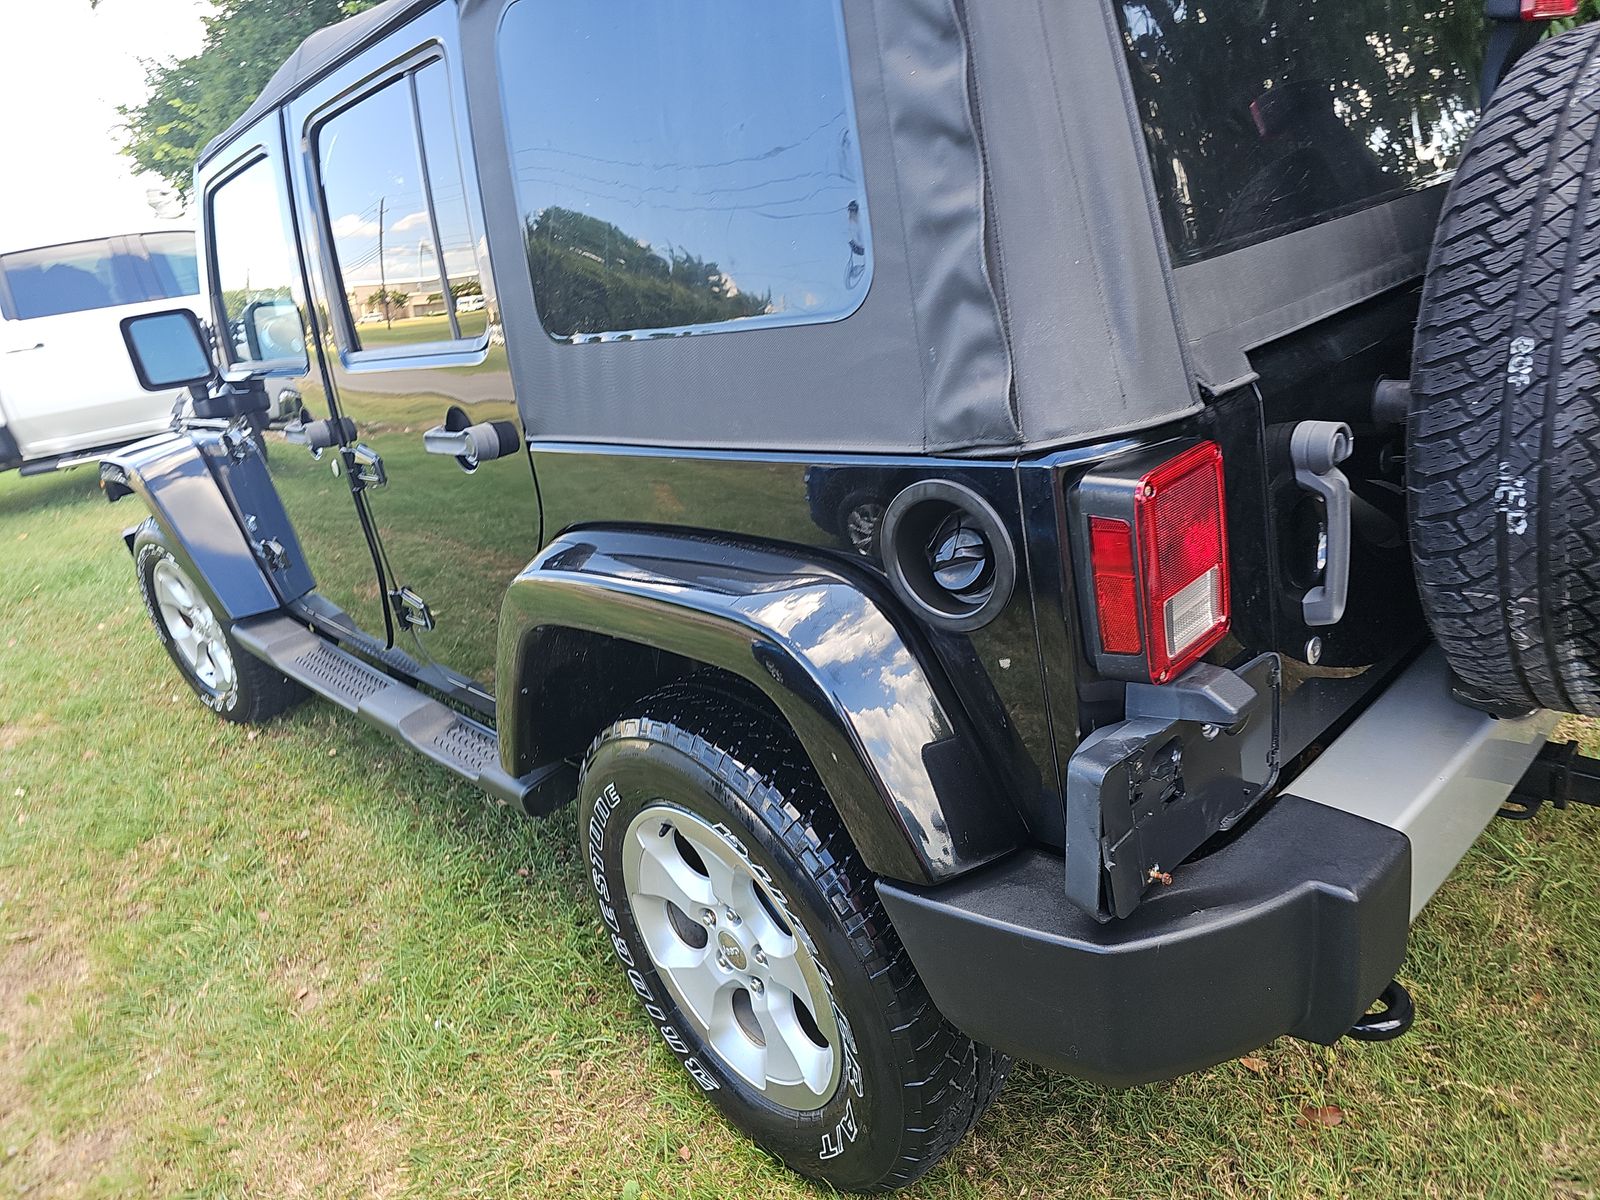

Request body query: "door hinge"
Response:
[389, 586, 435, 632]
[343, 443, 387, 491]
[255, 538, 290, 572]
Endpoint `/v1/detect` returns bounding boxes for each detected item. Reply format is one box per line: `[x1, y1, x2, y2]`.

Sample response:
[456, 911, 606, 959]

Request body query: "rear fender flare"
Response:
[497, 529, 1025, 885]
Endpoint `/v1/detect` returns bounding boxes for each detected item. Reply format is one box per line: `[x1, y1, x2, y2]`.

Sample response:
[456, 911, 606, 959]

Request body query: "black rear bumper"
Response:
[877, 796, 1410, 1087]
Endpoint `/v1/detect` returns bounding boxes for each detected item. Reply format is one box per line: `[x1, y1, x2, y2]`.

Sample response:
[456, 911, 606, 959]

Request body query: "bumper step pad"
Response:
[231, 613, 573, 815]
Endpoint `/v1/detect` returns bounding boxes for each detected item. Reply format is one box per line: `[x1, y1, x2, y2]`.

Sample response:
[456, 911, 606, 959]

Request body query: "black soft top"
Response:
[197, 0, 1444, 456]
[200, 0, 438, 170]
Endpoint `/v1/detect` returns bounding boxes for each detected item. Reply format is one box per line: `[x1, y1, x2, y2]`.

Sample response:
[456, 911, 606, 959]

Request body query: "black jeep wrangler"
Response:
[105, 0, 1600, 1189]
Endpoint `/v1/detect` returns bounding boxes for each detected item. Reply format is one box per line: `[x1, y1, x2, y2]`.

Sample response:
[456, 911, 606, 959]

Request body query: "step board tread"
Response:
[232, 614, 517, 797]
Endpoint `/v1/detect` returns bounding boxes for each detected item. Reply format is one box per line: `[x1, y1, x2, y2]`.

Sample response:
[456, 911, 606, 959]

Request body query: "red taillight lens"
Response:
[1089, 517, 1141, 654]
[1135, 442, 1230, 682]
[1079, 440, 1231, 683]
[1522, 0, 1578, 16]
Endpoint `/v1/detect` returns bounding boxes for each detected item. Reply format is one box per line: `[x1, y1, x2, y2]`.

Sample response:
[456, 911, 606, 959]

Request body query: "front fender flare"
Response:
[102, 433, 281, 621]
[497, 529, 1024, 885]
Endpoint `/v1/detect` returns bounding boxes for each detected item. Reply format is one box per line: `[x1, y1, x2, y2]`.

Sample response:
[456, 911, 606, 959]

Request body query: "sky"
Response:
[0, 0, 209, 252]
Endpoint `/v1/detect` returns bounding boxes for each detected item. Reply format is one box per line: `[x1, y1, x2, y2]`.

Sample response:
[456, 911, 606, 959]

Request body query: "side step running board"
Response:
[232, 613, 574, 816]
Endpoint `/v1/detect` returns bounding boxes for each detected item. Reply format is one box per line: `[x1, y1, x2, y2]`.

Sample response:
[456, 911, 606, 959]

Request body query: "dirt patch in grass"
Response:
[0, 714, 57, 753]
[223, 1112, 409, 1199]
[0, 935, 126, 1197]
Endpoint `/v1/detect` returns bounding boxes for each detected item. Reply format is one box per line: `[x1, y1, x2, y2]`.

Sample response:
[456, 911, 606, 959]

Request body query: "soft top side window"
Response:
[497, 0, 872, 344]
[208, 155, 309, 369]
[313, 57, 491, 359]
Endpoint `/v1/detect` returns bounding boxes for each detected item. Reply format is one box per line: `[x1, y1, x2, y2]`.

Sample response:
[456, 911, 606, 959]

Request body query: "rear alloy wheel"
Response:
[620, 804, 842, 1111]
[578, 681, 1006, 1192]
[134, 520, 306, 723]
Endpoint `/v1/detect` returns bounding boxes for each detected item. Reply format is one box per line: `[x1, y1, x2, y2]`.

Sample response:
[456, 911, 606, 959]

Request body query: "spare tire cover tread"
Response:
[1411, 23, 1600, 717]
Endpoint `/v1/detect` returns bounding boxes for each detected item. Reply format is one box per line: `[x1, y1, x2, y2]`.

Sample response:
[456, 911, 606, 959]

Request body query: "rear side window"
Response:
[3, 239, 151, 320]
[314, 60, 489, 356]
[497, 0, 872, 343]
[1116, 0, 1488, 265]
[208, 156, 308, 367]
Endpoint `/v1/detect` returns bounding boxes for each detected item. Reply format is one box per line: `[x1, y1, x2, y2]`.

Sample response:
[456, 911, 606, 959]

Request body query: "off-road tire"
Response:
[133, 520, 306, 724]
[1410, 23, 1600, 716]
[577, 680, 1006, 1192]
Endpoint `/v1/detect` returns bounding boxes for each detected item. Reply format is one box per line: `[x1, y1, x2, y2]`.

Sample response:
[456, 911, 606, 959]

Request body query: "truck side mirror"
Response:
[120, 310, 215, 392]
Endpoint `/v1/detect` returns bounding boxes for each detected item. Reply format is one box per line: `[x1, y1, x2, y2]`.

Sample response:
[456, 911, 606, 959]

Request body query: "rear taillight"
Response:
[1088, 517, 1140, 654]
[1521, 0, 1578, 17]
[1078, 440, 1231, 684]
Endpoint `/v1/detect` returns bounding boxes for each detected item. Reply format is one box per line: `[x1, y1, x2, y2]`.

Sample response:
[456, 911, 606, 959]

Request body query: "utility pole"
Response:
[377, 196, 390, 329]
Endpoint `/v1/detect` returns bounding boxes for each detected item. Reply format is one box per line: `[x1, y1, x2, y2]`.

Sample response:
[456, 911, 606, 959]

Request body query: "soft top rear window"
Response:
[1116, 0, 1488, 266]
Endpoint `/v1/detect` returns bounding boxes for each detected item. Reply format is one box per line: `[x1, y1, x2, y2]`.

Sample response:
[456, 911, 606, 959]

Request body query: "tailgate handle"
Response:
[1291, 421, 1354, 628]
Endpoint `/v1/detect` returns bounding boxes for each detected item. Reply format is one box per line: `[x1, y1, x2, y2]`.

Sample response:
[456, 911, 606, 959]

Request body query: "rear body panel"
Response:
[881, 645, 1547, 1086]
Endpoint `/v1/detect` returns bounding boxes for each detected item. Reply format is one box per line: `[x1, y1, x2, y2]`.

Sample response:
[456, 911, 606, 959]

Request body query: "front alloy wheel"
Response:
[150, 556, 237, 697]
[133, 519, 305, 724]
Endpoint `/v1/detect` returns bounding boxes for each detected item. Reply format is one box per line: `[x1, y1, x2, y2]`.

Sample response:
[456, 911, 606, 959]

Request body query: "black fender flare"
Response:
[496, 528, 1025, 885]
[102, 433, 282, 622]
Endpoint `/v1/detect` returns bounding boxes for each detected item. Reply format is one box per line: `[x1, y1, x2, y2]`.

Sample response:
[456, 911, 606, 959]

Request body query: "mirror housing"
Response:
[120, 309, 215, 392]
[193, 374, 271, 422]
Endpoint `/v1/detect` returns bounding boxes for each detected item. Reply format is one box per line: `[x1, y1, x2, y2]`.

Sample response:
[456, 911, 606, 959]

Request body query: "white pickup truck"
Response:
[0, 232, 202, 474]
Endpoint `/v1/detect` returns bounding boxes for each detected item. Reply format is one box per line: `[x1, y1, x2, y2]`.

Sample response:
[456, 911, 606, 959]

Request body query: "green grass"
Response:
[1, 465, 1597, 1199]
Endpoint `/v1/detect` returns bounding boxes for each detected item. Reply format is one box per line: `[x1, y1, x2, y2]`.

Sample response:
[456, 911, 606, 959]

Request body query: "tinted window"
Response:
[414, 62, 491, 341]
[3, 239, 145, 319]
[141, 231, 201, 300]
[498, 0, 872, 342]
[1116, 0, 1487, 265]
[315, 63, 488, 353]
[209, 157, 308, 366]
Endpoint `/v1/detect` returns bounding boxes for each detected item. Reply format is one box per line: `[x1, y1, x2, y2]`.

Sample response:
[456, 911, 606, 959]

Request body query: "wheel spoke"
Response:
[752, 987, 832, 1094]
[706, 989, 764, 1083]
[191, 639, 216, 685]
[758, 938, 813, 1005]
[734, 878, 791, 952]
[169, 619, 200, 663]
[633, 827, 717, 914]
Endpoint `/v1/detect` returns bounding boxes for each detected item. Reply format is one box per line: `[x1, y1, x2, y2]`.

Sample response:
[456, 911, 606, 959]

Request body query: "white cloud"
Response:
[390, 210, 430, 233]
[331, 213, 381, 240]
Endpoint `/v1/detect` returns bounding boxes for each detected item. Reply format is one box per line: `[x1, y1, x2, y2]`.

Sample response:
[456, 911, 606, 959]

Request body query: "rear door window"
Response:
[208, 155, 309, 368]
[1116, 0, 1488, 265]
[313, 59, 489, 356]
[2, 239, 145, 320]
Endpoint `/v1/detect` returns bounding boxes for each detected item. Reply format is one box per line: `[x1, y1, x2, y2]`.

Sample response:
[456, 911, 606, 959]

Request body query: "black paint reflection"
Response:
[1117, 0, 1487, 263]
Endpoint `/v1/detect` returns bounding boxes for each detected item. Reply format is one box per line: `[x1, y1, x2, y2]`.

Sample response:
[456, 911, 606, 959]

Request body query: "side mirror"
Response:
[240, 297, 305, 362]
[121, 310, 214, 392]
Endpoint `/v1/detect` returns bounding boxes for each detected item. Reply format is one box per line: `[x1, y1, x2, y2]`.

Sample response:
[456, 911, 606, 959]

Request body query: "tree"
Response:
[109, 0, 380, 196]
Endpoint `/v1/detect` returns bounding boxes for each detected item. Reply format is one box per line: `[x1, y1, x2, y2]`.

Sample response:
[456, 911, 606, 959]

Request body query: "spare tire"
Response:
[1410, 22, 1600, 717]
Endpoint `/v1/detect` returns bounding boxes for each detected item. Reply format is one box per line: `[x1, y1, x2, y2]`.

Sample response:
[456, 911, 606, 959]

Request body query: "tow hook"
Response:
[1500, 740, 1600, 822]
[1348, 979, 1414, 1042]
